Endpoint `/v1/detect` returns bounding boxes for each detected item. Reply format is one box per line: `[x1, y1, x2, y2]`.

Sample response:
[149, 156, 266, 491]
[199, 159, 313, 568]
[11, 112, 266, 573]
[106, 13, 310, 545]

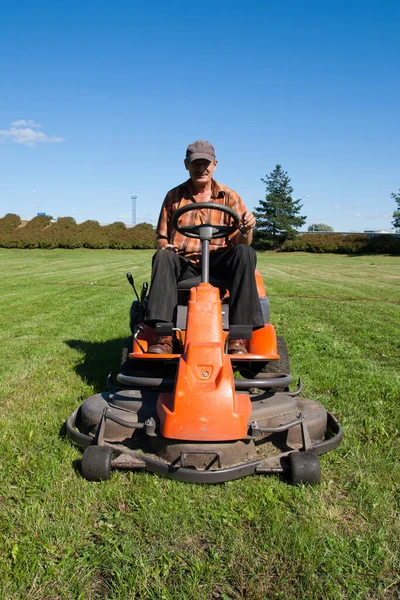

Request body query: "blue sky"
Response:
[1, 0, 399, 231]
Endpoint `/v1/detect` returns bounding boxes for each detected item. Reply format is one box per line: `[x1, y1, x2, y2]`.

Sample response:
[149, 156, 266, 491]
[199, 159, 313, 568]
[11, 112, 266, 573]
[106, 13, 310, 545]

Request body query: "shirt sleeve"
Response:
[155, 194, 170, 239]
[226, 190, 248, 243]
[228, 190, 247, 216]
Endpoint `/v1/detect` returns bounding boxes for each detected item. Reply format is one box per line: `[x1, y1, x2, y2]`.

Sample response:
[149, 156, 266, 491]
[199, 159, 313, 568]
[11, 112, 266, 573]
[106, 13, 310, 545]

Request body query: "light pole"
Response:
[131, 195, 137, 227]
[306, 195, 314, 231]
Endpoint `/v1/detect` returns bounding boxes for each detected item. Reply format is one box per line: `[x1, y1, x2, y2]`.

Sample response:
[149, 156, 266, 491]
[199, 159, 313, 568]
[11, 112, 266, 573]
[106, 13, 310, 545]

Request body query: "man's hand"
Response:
[233, 211, 255, 245]
[155, 236, 179, 252]
[162, 244, 178, 252]
[240, 211, 256, 235]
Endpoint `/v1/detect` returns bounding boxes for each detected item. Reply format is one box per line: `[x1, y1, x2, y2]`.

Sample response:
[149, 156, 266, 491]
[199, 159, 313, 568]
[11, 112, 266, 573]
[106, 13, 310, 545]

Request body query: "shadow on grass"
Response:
[65, 337, 127, 392]
[72, 459, 83, 476]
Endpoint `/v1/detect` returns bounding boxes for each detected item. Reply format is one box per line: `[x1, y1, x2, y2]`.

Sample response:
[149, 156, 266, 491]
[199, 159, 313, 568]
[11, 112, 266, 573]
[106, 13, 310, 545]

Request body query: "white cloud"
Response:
[11, 119, 41, 128]
[351, 212, 390, 220]
[0, 120, 64, 146]
[334, 203, 363, 210]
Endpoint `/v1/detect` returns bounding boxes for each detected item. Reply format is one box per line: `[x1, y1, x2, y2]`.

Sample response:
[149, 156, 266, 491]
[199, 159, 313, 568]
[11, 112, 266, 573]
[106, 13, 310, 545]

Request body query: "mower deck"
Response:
[66, 384, 342, 484]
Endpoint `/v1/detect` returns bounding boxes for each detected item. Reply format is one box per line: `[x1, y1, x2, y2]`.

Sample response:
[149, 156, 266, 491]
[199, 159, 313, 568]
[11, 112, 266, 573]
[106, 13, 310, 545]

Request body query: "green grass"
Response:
[0, 248, 399, 600]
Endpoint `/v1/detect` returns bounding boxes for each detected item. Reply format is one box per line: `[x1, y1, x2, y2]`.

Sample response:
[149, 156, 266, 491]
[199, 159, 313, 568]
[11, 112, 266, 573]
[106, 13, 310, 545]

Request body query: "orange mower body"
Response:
[157, 283, 252, 441]
[66, 204, 342, 484]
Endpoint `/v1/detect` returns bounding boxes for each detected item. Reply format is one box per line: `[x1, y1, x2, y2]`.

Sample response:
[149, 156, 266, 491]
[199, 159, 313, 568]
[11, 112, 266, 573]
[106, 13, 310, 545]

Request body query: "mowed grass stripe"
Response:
[258, 254, 399, 302]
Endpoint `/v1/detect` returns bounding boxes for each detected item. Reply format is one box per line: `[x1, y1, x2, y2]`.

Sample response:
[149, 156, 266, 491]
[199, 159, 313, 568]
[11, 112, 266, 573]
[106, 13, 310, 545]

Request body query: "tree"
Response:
[308, 223, 334, 232]
[392, 189, 400, 229]
[254, 165, 306, 241]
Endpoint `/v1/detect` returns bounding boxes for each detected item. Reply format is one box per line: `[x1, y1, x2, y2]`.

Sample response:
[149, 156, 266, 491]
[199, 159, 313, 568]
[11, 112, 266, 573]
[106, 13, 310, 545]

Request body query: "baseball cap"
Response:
[186, 140, 216, 163]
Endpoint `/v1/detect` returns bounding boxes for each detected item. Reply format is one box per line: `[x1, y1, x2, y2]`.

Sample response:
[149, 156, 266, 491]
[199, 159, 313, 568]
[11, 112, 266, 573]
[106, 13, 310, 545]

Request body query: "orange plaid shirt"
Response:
[156, 179, 248, 265]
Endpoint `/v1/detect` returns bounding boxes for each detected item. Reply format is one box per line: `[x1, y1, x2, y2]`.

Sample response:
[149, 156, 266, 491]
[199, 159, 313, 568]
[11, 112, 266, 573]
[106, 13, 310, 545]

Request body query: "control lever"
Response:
[140, 281, 149, 304]
[126, 272, 140, 301]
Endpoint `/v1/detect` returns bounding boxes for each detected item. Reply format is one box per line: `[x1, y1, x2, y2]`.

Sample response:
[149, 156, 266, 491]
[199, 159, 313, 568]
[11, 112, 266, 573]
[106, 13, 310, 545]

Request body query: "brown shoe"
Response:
[148, 336, 173, 354]
[228, 339, 248, 354]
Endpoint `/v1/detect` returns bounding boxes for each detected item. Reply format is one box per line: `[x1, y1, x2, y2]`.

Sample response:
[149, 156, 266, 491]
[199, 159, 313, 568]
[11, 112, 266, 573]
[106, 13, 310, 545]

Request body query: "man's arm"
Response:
[156, 235, 178, 252]
[155, 193, 179, 251]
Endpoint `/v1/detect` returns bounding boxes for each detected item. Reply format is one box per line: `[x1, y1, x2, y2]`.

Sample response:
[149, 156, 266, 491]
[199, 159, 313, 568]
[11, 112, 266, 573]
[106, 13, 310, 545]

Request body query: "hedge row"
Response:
[280, 233, 400, 254]
[0, 214, 156, 249]
[1, 214, 398, 254]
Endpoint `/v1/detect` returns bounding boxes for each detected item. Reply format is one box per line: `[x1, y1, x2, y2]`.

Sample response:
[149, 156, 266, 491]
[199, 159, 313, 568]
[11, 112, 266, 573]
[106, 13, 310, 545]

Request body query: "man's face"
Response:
[185, 158, 218, 186]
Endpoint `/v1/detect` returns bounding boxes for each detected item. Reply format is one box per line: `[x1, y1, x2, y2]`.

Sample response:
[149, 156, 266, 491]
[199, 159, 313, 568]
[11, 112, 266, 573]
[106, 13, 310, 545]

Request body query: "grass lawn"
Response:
[0, 248, 399, 600]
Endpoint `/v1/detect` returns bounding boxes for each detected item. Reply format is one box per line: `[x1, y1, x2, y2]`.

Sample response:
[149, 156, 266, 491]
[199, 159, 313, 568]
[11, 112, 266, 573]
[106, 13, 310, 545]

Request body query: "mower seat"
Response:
[176, 276, 230, 330]
[177, 276, 229, 291]
[176, 274, 270, 330]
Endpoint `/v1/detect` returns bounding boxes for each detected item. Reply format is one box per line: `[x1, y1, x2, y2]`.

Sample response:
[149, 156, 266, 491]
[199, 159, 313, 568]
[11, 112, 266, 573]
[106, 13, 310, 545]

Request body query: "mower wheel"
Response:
[238, 336, 290, 387]
[81, 446, 114, 481]
[259, 335, 290, 391]
[288, 451, 321, 485]
[265, 336, 290, 375]
[120, 336, 135, 373]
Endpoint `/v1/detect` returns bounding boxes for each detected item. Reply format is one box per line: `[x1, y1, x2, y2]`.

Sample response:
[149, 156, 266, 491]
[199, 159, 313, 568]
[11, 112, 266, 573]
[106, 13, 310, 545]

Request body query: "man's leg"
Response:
[146, 249, 197, 324]
[210, 245, 264, 329]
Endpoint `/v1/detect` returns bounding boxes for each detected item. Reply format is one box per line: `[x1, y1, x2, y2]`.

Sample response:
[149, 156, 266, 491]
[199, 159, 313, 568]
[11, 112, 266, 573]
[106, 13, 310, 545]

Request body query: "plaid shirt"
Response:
[156, 179, 248, 265]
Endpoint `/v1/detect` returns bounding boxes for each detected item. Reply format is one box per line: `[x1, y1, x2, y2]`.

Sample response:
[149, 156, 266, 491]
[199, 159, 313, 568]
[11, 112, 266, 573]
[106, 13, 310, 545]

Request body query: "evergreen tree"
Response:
[254, 165, 306, 241]
[392, 189, 400, 228]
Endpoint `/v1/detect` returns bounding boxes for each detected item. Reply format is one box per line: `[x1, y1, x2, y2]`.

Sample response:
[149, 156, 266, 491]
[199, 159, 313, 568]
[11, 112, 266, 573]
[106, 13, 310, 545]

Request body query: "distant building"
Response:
[298, 229, 398, 237]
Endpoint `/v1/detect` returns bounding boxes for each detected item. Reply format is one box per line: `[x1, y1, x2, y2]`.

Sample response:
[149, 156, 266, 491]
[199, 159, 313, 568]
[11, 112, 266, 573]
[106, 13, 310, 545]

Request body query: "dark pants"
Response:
[146, 245, 264, 329]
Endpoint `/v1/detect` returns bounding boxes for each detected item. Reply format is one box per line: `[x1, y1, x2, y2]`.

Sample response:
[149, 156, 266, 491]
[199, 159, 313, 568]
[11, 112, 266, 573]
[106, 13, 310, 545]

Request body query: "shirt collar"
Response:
[185, 178, 225, 200]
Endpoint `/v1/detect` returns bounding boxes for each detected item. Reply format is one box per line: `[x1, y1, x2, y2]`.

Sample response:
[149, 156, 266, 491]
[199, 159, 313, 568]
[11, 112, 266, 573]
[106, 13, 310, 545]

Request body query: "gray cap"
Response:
[186, 140, 216, 163]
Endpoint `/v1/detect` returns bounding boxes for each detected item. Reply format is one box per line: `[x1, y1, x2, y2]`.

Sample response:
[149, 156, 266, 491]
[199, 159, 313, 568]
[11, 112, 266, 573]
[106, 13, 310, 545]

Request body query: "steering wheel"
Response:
[172, 202, 241, 239]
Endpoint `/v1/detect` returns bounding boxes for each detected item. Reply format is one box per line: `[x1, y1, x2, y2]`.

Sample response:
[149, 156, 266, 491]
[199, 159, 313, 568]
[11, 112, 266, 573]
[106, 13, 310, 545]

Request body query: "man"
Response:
[146, 140, 264, 354]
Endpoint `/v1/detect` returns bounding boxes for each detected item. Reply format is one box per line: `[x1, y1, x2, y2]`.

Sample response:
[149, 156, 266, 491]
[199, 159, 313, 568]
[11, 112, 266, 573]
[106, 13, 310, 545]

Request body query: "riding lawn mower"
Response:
[66, 203, 342, 484]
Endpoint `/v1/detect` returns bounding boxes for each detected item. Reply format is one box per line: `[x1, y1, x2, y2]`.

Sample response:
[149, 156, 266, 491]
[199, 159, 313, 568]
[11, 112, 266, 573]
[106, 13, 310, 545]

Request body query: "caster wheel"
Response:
[81, 446, 114, 481]
[288, 451, 321, 485]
